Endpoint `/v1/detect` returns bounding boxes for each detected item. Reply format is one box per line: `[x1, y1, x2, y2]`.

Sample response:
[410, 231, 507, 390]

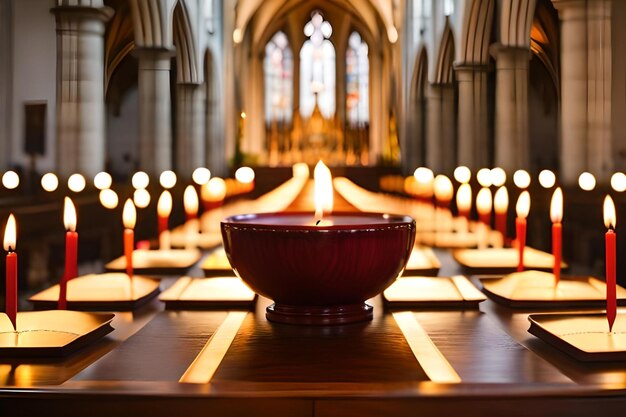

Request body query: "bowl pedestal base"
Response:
[266, 302, 373, 325]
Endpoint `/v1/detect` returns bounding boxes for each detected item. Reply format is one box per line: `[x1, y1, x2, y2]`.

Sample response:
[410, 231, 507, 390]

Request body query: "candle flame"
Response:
[184, 186, 199, 217]
[516, 191, 531, 218]
[3, 214, 16, 252]
[133, 189, 151, 208]
[456, 183, 472, 212]
[476, 187, 492, 215]
[490, 167, 507, 187]
[453, 166, 471, 184]
[604, 195, 616, 229]
[157, 190, 173, 217]
[99, 189, 119, 209]
[513, 170, 531, 189]
[550, 187, 563, 223]
[314, 160, 334, 222]
[434, 175, 454, 203]
[123, 199, 137, 230]
[64, 197, 77, 232]
[494, 186, 509, 214]
[202, 177, 227, 202]
[476, 168, 492, 188]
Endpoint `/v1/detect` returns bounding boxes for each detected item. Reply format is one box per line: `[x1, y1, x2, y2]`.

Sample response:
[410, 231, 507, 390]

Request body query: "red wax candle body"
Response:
[202, 201, 223, 212]
[552, 222, 562, 285]
[495, 213, 507, 239]
[479, 212, 491, 227]
[516, 217, 526, 272]
[458, 208, 470, 220]
[124, 228, 134, 278]
[5, 251, 17, 330]
[158, 215, 169, 236]
[185, 212, 197, 222]
[606, 229, 617, 332]
[58, 230, 78, 310]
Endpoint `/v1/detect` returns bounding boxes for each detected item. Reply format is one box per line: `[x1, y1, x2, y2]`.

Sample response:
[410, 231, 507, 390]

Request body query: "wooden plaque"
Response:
[384, 276, 486, 309]
[453, 247, 568, 274]
[159, 276, 256, 310]
[105, 249, 202, 275]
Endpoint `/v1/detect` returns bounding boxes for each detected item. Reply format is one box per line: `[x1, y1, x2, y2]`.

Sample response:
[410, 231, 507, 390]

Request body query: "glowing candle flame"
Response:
[513, 170, 531, 189]
[611, 173, 626, 192]
[494, 186, 509, 214]
[490, 168, 506, 187]
[550, 187, 563, 223]
[133, 189, 151, 208]
[516, 191, 531, 218]
[68, 174, 86, 192]
[314, 161, 334, 222]
[604, 195, 616, 230]
[413, 167, 434, 184]
[456, 183, 472, 212]
[159, 171, 177, 189]
[3, 214, 16, 251]
[203, 177, 227, 202]
[41, 173, 58, 192]
[476, 188, 492, 215]
[476, 168, 492, 188]
[235, 167, 255, 184]
[93, 172, 112, 190]
[453, 166, 471, 184]
[132, 171, 150, 189]
[99, 189, 119, 209]
[538, 170, 556, 189]
[157, 191, 173, 217]
[123, 199, 137, 230]
[2, 171, 19, 189]
[578, 172, 596, 191]
[192, 168, 211, 185]
[184, 186, 199, 217]
[434, 175, 454, 203]
[64, 197, 77, 232]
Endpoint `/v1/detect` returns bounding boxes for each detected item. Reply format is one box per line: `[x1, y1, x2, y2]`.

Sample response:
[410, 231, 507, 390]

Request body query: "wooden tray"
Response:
[479, 271, 626, 308]
[453, 247, 568, 274]
[403, 248, 441, 276]
[0, 310, 114, 357]
[200, 247, 234, 277]
[159, 276, 256, 310]
[418, 231, 479, 249]
[528, 312, 626, 362]
[28, 273, 160, 311]
[169, 228, 222, 250]
[105, 249, 202, 275]
[383, 276, 486, 309]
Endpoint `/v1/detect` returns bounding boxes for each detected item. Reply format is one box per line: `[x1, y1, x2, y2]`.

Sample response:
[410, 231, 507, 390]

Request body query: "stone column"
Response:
[176, 83, 205, 176]
[135, 47, 174, 175]
[493, 46, 530, 172]
[455, 65, 490, 170]
[426, 83, 455, 174]
[52, 3, 112, 177]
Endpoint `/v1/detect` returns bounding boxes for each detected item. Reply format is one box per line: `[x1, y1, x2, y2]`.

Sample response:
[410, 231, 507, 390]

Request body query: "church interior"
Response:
[1, 0, 626, 415]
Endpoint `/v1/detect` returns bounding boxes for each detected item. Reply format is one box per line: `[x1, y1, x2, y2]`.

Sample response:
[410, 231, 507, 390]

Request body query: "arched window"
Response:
[345, 31, 369, 125]
[264, 31, 293, 124]
[300, 11, 335, 119]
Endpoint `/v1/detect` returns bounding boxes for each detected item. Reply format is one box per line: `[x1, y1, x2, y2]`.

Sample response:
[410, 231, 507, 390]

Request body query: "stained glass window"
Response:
[264, 31, 293, 124]
[346, 31, 369, 125]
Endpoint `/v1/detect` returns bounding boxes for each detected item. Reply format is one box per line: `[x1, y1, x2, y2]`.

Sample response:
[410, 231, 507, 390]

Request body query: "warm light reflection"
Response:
[453, 166, 471, 184]
[550, 187, 563, 224]
[456, 184, 472, 212]
[611, 173, 626, 192]
[476, 188, 492, 215]
[578, 172, 596, 191]
[41, 173, 58, 192]
[99, 189, 119, 209]
[314, 160, 334, 221]
[93, 172, 112, 190]
[132, 171, 149, 189]
[292, 163, 310, 178]
[516, 191, 531, 218]
[476, 168, 492, 188]
[203, 177, 227, 202]
[184, 186, 199, 217]
[604, 195, 616, 229]
[433, 175, 453, 203]
[159, 170, 177, 189]
[235, 167, 255, 184]
[490, 168, 506, 187]
[538, 170, 556, 188]
[513, 170, 531, 189]
[2, 171, 19, 189]
[64, 197, 77, 232]
[123, 199, 137, 230]
[192, 167, 211, 185]
[133, 189, 151, 208]
[494, 187, 508, 214]
[68, 174, 86, 192]
[157, 191, 173, 217]
[414, 167, 434, 184]
[3, 214, 16, 251]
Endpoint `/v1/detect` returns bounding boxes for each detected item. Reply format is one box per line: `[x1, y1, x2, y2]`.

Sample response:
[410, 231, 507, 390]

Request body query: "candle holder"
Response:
[453, 247, 567, 275]
[159, 276, 256, 310]
[479, 270, 626, 308]
[383, 276, 486, 309]
[0, 310, 114, 357]
[222, 212, 415, 325]
[105, 249, 202, 276]
[29, 273, 160, 311]
[528, 313, 626, 361]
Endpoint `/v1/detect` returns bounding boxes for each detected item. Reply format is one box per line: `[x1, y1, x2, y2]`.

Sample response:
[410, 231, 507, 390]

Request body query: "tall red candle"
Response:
[59, 197, 78, 310]
[604, 195, 617, 332]
[4, 214, 17, 330]
[550, 188, 563, 286]
[515, 191, 530, 272]
[123, 199, 137, 279]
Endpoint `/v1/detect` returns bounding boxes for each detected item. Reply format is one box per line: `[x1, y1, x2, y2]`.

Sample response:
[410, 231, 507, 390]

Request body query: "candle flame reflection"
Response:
[3, 214, 16, 251]
[123, 199, 137, 230]
[64, 197, 77, 232]
[604, 195, 616, 229]
[516, 191, 531, 218]
[314, 161, 334, 222]
[550, 187, 563, 224]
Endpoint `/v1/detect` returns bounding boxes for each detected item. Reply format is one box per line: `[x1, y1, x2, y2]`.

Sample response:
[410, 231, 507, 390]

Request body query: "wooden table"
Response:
[2, 249, 626, 416]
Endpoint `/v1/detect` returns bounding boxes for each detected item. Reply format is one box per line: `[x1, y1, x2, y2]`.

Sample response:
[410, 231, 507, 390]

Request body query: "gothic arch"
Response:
[458, 0, 494, 64]
[434, 20, 455, 85]
[499, 0, 538, 47]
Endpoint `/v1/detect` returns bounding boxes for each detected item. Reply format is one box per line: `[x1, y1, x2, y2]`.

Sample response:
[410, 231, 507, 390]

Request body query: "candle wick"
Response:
[316, 220, 321, 226]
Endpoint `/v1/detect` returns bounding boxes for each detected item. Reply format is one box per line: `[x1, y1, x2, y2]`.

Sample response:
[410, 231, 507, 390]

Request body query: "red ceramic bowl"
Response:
[221, 212, 416, 325]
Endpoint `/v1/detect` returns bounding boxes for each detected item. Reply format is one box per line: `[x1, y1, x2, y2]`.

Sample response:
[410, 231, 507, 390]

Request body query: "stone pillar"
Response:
[176, 83, 206, 176]
[52, 3, 112, 177]
[426, 83, 455, 174]
[493, 46, 530, 172]
[455, 65, 490, 170]
[136, 48, 174, 175]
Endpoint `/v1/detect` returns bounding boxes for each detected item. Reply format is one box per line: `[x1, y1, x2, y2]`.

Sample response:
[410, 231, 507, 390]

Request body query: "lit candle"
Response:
[157, 191, 172, 250]
[314, 161, 334, 225]
[513, 170, 531, 189]
[476, 187, 492, 226]
[201, 177, 227, 211]
[235, 167, 255, 193]
[123, 199, 136, 279]
[4, 214, 17, 331]
[456, 183, 472, 219]
[58, 197, 78, 310]
[515, 191, 531, 272]
[494, 186, 508, 239]
[184, 185, 199, 221]
[434, 175, 453, 208]
[604, 195, 617, 332]
[550, 187, 563, 286]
